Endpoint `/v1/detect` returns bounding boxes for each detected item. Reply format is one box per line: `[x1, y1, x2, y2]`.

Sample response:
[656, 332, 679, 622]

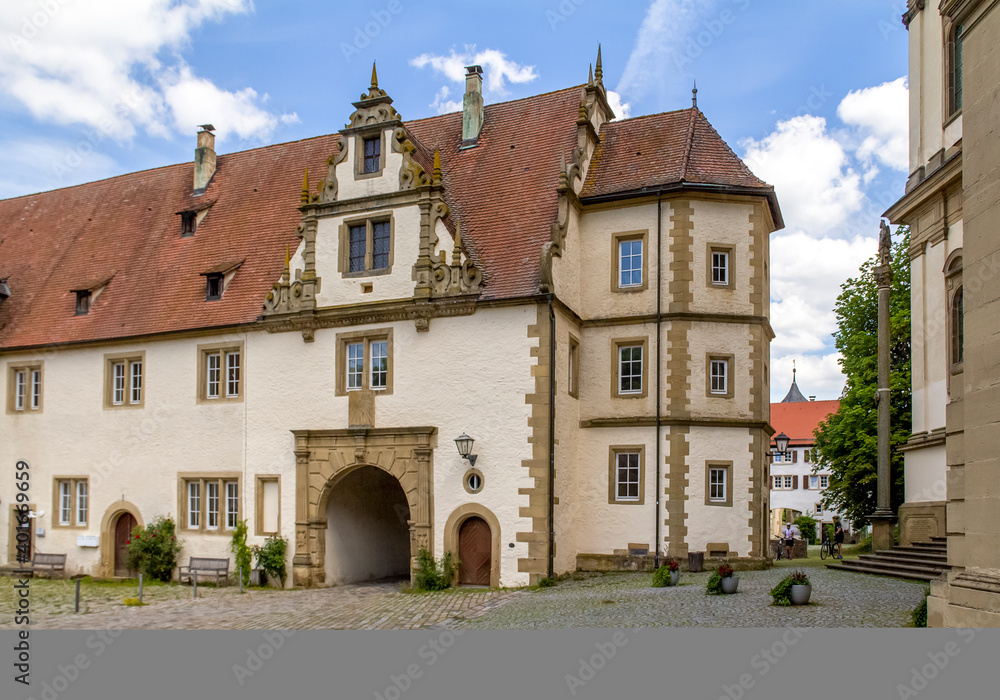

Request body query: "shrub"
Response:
[771, 570, 810, 606]
[413, 548, 459, 592]
[794, 514, 819, 545]
[229, 520, 253, 587]
[856, 531, 873, 553]
[706, 573, 724, 595]
[253, 535, 288, 587]
[124, 516, 182, 582]
[912, 590, 929, 627]
[537, 576, 555, 588]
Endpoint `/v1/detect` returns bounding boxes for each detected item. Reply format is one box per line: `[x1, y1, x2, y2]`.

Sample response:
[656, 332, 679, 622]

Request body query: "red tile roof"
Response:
[580, 108, 771, 198]
[770, 400, 841, 446]
[0, 85, 772, 350]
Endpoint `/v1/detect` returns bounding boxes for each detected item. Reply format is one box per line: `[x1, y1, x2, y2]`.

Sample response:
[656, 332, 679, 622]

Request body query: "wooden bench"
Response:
[30, 553, 67, 578]
[178, 557, 230, 585]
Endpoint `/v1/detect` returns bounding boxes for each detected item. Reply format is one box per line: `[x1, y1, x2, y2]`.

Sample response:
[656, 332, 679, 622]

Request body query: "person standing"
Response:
[783, 523, 795, 560]
[833, 515, 845, 559]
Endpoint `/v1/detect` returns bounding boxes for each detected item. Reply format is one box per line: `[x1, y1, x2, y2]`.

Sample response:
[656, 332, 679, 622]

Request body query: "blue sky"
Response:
[0, 0, 911, 400]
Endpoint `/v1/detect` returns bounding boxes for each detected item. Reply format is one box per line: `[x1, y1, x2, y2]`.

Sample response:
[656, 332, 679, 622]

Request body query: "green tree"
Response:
[814, 227, 911, 527]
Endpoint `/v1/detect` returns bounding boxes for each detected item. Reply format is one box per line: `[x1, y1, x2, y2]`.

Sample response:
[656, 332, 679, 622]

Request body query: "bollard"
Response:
[138, 574, 143, 604]
[193, 576, 197, 600]
[239, 566, 243, 594]
[75, 578, 81, 613]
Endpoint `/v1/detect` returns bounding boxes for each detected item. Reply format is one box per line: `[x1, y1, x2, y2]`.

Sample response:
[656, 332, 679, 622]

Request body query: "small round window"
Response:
[464, 469, 484, 494]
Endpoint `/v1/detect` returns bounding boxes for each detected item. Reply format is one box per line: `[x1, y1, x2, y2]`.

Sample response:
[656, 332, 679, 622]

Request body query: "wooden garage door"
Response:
[114, 513, 137, 577]
[458, 516, 491, 586]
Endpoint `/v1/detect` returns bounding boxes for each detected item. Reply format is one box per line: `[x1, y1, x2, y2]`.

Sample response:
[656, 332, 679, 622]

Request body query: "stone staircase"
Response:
[825, 536, 950, 581]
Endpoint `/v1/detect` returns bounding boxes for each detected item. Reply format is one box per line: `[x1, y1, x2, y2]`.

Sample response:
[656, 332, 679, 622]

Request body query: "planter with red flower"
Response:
[707, 563, 738, 594]
[651, 557, 681, 587]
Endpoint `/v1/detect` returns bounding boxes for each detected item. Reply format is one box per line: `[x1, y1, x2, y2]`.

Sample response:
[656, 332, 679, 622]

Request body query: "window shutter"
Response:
[792, 450, 798, 463]
[802, 476, 808, 490]
[793, 475, 799, 489]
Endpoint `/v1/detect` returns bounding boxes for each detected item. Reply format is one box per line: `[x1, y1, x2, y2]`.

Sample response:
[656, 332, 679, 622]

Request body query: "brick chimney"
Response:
[462, 66, 484, 147]
[194, 124, 217, 193]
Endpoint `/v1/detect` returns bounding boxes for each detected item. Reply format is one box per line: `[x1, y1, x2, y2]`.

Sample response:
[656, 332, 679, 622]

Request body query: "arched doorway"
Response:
[99, 501, 143, 578]
[458, 517, 491, 586]
[114, 512, 137, 577]
[324, 465, 411, 585]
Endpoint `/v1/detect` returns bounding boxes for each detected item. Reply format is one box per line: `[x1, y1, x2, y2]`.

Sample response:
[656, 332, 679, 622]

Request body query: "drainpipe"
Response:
[655, 193, 663, 568]
[548, 293, 556, 580]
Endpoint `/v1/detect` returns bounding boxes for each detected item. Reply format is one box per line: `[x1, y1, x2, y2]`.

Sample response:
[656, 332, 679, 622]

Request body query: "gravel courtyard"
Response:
[4, 565, 928, 630]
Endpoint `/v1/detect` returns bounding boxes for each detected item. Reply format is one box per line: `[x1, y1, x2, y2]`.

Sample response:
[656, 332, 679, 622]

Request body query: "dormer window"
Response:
[206, 274, 223, 301]
[363, 137, 381, 174]
[75, 290, 91, 316]
[181, 211, 197, 237]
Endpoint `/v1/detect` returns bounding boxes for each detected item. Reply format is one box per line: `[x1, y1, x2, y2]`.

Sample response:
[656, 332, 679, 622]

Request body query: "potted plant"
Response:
[651, 557, 681, 588]
[771, 570, 812, 606]
[707, 563, 738, 595]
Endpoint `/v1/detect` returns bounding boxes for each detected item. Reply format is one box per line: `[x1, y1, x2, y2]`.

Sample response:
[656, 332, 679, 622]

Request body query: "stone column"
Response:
[870, 224, 896, 552]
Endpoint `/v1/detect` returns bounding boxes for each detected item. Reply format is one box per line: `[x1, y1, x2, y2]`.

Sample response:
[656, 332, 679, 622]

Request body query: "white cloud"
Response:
[771, 352, 846, 403]
[769, 230, 876, 360]
[837, 77, 909, 173]
[0, 0, 296, 143]
[606, 90, 632, 120]
[741, 115, 865, 237]
[0, 138, 121, 198]
[616, 0, 718, 103]
[160, 64, 299, 140]
[410, 46, 538, 111]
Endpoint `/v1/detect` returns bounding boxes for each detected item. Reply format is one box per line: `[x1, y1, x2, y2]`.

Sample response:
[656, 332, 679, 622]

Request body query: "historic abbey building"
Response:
[1, 54, 782, 587]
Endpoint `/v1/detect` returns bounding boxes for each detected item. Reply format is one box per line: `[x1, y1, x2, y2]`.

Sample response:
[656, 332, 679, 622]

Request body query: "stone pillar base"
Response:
[870, 515, 896, 552]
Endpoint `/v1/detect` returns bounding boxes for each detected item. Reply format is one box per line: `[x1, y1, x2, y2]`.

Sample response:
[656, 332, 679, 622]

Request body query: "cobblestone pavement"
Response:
[13, 580, 518, 630]
[456, 568, 929, 629]
[9, 567, 927, 630]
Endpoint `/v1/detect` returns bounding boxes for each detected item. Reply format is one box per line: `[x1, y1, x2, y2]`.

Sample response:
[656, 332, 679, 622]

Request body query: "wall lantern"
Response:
[773, 432, 790, 457]
[454, 433, 478, 467]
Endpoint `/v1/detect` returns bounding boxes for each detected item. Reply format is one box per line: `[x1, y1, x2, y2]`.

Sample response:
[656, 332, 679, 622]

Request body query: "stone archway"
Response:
[291, 427, 435, 587]
[99, 501, 143, 578]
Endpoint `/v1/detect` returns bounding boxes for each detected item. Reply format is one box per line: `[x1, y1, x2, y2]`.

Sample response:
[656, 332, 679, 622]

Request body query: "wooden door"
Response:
[114, 513, 137, 577]
[458, 517, 491, 586]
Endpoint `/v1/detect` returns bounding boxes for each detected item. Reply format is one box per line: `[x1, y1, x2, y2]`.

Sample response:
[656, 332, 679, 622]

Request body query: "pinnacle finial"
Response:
[371, 61, 378, 89]
[452, 219, 463, 266]
[433, 148, 442, 185]
[588, 63, 594, 86]
[285, 244, 291, 269]
[301, 168, 309, 204]
[692, 80, 698, 109]
[793, 359, 796, 381]
[595, 44, 603, 84]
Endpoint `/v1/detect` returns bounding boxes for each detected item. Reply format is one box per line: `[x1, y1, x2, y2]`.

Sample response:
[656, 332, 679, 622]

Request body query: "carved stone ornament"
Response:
[347, 63, 401, 129]
[393, 128, 430, 190]
[317, 135, 348, 204]
[428, 219, 482, 297]
[879, 220, 892, 267]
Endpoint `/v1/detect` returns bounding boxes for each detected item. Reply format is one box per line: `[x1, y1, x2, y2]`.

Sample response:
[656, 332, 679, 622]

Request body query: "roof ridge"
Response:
[680, 107, 698, 181]
[403, 84, 586, 127]
[600, 107, 694, 127]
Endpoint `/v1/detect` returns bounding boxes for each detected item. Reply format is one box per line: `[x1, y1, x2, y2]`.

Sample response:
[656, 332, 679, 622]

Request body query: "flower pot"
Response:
[721, 575, 739, 594]
[790, 584, 812, 605]
[670, 570, 680, 587]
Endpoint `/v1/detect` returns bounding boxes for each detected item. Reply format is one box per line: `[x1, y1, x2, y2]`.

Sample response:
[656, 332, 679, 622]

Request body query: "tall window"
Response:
[709, 467, 727, 502]
[711, 250, 730, 285]
[342, 218, 392, 275]
[337, 330, 393, 395]
[9, 363, 44, 413]
[104, 354, 143, 409]
[783, 475, 793, 489]
[206, 482, 219, 530]
[53, 478, 88, 528]
[820, 475, 829, 489]
[949, 24, 964, 115]
[568, 336, 580, 398]
[615, 451, 640, 501]
[710, 359, 728, 395]
[199, 345, 242, 402]
[952, 286, 964, 365]
[618, 239, 643, 288]
[618, 345, 643, 395]
[363, 136, 381, 174]
[188, 482, 201, 529]
[226, 481, 239, 530]
[370, 340, 388, 390]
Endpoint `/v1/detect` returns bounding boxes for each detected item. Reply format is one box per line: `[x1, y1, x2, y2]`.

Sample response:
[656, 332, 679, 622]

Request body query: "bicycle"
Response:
[819, 537, 837, 560]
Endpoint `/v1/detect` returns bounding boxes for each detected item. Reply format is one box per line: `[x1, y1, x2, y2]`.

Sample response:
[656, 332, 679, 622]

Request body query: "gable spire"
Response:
[301, 168, 310, 204]
[370, 61, 379, 90]
[692, 80, 698, 109]
[595, 44, 603, 85]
